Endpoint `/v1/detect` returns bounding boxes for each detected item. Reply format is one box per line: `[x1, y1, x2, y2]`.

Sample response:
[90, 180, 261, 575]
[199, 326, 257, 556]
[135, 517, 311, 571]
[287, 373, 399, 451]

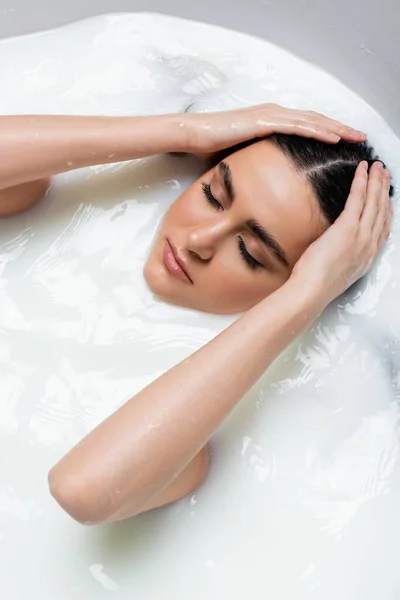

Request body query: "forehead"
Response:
[226, 141, 326, 265]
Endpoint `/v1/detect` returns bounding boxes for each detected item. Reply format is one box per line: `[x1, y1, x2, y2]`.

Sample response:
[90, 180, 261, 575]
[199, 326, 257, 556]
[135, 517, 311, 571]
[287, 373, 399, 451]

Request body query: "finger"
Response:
[342, 161, 369, 220]
[360, 161, 385, 230]
[295, 111, 367, 142]
[377, 204, 392, 250]
[272, 119, 342, 143]
[314, 117, 366, 142]
[293, 122, 341, 143]
[372, 168, 391, 242]
[257, 106, 366, 143]
[253, 117, 326, 141]
[282, 119, 364, 144]
[378, 185, 393, 249]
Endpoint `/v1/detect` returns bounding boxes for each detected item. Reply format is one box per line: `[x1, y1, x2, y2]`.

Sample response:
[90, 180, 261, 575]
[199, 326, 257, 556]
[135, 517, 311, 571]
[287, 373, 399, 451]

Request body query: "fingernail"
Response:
[375, 161, 383, 171]
[360, 160, 368, 170]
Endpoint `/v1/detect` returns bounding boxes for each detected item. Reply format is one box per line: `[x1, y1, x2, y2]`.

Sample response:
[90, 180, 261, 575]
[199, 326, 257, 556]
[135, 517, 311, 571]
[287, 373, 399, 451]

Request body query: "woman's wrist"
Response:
[116, 113, 190, 156]
[125, 114, 189, 155]
[284, 274, 329, 317]
[231, 275, 327, 375]
[243, 275, 327, 341]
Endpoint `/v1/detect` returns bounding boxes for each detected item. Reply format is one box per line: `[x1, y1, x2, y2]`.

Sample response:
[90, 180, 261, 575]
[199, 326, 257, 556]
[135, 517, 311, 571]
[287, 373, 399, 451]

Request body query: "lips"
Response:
[163, 240, 193, 284]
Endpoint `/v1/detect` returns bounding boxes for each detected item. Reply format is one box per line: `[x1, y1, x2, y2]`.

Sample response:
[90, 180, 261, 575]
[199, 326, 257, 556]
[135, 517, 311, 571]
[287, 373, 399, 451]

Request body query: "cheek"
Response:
[199, 250, 281, 311]
[162, 186, 204, 229]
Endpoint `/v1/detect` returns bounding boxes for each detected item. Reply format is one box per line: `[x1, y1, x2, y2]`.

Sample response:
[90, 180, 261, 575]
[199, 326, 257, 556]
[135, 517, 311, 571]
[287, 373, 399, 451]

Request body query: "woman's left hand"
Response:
[290, 160, 392, 306]
[181, 103, 366, 155]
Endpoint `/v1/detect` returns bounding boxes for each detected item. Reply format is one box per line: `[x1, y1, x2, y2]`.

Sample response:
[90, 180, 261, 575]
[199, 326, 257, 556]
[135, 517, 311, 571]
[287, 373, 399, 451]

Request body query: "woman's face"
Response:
[144, 141, 329, 314]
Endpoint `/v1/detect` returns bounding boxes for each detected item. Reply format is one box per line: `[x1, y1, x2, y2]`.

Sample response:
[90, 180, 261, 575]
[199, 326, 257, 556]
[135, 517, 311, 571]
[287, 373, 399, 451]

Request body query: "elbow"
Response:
[48, 467, 109, 526]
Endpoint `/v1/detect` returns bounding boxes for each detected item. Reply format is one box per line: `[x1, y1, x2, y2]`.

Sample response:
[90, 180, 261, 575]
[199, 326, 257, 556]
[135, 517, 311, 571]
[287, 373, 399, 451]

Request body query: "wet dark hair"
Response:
[220, 135, 394, 224]
[268, 134, 394, 223]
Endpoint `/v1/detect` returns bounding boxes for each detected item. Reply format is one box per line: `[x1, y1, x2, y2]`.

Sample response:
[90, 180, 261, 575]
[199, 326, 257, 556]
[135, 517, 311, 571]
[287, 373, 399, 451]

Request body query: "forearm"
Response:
[0, 114, 186, 189]
[49, 277, 324, 524]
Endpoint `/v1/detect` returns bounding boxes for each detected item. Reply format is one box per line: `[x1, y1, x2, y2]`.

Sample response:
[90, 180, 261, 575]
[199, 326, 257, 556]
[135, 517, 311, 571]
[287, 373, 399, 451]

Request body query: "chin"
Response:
[144, 260, 250, 315]
[143, 258, 179, 305]
[143, 259, 162, 295]
[143, 263, 194, 310]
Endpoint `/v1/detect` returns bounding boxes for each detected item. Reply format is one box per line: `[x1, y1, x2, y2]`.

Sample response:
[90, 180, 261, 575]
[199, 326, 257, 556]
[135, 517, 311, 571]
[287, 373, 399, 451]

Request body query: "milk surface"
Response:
[0, 13, 399, 600]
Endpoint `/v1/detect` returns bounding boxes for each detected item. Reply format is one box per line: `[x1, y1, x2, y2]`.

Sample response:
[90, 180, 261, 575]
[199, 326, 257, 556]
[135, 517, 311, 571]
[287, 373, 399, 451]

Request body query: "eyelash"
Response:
[238, 236, 262, 270]
[201, 180, 263, 272]
[201, 181, 223, 211]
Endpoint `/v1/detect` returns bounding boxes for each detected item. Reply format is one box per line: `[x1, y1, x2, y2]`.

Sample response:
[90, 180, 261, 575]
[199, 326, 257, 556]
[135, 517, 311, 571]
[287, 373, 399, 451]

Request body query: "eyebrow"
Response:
[219, 161, 235, 201]
[246, 219, 289, 267]
[218, 161, 290, 268]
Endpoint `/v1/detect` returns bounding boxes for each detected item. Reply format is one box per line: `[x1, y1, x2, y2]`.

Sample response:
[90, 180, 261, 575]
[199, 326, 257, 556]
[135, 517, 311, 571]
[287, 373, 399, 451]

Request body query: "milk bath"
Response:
[0, 13, 399, 600]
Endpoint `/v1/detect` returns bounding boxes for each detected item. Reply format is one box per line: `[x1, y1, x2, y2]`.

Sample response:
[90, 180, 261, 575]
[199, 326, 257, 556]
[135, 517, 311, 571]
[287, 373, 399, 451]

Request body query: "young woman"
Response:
[0, 104, 393, 524]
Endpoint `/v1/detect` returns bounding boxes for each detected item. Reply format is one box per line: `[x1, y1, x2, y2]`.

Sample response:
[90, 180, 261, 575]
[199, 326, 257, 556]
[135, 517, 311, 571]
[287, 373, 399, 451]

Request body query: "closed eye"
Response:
[201, 181, 223, 211]
[238, 236, 263, 270]
[201, 181, 262, 271]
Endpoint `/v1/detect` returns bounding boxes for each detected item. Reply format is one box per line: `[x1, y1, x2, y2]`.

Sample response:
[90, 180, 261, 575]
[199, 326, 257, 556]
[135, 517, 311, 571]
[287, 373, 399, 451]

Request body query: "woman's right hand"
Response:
[181, 103, 366, 155]
[290, 160, 392, 307]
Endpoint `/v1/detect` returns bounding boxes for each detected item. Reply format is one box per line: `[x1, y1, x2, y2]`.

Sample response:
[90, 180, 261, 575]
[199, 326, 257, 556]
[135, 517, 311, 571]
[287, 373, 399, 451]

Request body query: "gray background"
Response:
[0, 0, 399, 133]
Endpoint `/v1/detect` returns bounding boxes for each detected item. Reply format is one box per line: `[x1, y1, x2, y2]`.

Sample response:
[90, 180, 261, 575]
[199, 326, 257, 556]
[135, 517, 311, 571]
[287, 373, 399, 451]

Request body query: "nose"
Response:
[186, 218, 228, 261]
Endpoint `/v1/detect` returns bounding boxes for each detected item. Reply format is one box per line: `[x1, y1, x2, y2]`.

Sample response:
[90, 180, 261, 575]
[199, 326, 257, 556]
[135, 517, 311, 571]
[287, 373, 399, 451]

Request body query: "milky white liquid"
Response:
[0, 13, 399, 600]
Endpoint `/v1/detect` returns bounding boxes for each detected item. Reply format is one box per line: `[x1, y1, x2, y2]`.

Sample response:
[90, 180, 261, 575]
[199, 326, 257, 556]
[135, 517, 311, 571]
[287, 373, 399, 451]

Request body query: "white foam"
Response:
[0, 13, 399, 600]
